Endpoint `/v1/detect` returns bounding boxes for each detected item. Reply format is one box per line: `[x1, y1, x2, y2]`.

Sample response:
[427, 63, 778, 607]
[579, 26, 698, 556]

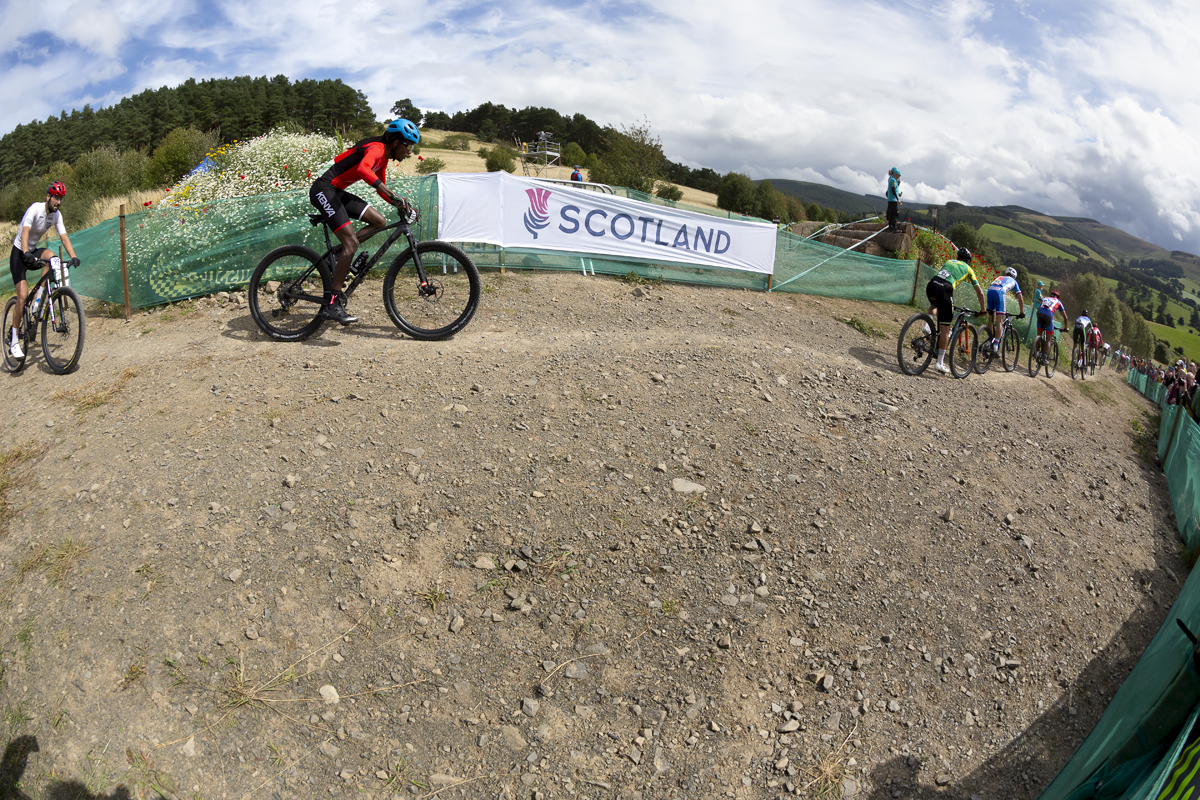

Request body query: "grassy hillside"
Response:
[980, 223, 1077, 261]
[1147, 320, 1200, 365]
[765, 179, 910, 215]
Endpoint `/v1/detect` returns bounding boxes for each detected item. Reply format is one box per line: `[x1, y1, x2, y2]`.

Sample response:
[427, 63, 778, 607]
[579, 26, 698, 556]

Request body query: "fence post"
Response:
[119, 204, 132, 320]
[910, 259, 922, 305]
[1161, 402, 1188, 465]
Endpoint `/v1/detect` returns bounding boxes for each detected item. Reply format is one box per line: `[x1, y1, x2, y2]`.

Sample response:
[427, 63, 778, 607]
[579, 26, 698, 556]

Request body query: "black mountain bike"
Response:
[976, 312, 1025, 374]
[1029, 324, 1065, 378]
[897, 305, 981, 378]
[2, 255, 85, 374]
[249, 203, 480, 342]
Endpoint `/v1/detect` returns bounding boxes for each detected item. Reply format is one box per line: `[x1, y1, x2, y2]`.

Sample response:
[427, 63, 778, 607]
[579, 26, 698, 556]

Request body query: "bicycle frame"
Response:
[316, 210, 442, 300]
[23, 258, 72, 332]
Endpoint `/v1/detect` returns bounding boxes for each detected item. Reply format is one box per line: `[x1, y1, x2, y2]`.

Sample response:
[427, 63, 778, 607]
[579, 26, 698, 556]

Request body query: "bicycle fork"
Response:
[405, 231, 436, 298]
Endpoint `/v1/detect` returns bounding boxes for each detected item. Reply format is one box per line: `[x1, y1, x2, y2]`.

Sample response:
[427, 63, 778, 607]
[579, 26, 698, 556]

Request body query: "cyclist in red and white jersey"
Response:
[309, 118, 420, 325]
[9, 181, 80, 359]
[1036, 291, 1069, 360]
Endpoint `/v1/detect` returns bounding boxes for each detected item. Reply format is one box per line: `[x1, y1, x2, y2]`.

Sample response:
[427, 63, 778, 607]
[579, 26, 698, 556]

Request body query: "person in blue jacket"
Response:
[570, 165, 583, 182]
[886, 167, 902, 231]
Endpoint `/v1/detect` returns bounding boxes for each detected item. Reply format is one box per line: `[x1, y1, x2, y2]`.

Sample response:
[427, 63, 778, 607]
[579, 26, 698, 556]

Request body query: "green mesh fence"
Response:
[1, 177, 945, 309]
[1035, 375, 1200, 800]
[0, 176, 441, 307]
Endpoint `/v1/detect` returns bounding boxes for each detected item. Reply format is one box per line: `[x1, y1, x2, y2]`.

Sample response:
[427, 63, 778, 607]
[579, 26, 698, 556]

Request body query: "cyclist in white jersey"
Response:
[9, 182, 79, 359]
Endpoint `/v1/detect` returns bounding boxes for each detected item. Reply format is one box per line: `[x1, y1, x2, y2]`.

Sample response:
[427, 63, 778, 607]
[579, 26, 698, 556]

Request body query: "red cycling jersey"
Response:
[320, 137, 390, 196]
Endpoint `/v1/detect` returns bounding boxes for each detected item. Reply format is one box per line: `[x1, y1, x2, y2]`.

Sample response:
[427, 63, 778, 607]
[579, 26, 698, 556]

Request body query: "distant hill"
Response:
[761, 178, 1200, 283]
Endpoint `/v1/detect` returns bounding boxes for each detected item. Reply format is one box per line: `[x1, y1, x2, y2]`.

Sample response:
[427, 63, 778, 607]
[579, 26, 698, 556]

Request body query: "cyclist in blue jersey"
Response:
[983, 268, 1025, 356]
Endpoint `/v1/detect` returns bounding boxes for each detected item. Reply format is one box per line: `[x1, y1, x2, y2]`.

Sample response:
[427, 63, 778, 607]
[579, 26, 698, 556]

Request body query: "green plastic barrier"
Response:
[1, 178, 926, 309]
[1037, 377, 1200, 799]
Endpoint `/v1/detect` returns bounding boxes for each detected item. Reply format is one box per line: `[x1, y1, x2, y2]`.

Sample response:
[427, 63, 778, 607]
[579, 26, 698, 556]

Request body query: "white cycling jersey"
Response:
[13, 201, 66, 251]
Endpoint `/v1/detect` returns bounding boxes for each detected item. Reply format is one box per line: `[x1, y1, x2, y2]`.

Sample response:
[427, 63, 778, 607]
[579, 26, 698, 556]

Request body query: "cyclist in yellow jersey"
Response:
[925, 247, 986, 374]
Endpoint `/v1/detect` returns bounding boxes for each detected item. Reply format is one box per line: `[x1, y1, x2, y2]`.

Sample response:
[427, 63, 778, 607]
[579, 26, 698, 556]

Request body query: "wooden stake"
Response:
[120, 204, 131, 320]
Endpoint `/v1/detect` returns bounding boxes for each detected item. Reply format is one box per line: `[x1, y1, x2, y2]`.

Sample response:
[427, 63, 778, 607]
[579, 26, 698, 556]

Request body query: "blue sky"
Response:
[4, 0, 1200, 256]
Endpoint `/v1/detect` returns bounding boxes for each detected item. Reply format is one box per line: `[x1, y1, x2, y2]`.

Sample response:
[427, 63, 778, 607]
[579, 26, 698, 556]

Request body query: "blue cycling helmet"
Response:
[385, 119, 420, 145]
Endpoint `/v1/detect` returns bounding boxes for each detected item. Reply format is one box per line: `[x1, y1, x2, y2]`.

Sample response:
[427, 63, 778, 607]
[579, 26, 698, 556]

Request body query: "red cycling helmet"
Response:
[1051, 290, 1061, 299]
[47, 181, 65, 197]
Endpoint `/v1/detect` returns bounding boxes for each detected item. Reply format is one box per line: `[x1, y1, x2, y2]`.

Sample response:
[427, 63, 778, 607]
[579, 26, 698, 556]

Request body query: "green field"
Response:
[1146, 321, 1200, 365]
[980, 223, 1078, 261]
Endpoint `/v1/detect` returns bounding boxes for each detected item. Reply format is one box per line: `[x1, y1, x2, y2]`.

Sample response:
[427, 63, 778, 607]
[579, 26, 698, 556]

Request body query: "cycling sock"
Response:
[936, 349, 946, 367]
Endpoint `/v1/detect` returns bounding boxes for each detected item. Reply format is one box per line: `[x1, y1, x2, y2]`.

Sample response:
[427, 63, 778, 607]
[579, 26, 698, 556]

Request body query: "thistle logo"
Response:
[523, 187, 551, 239]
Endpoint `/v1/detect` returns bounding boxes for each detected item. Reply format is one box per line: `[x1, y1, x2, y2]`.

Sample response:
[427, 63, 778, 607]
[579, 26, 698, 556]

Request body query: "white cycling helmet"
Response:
[1005, 267, 1018, 279]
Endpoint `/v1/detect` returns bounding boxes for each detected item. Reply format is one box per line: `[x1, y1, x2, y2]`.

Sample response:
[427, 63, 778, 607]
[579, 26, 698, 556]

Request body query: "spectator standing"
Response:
[886, 168, 902, 231]
[570, 165, 583, 182]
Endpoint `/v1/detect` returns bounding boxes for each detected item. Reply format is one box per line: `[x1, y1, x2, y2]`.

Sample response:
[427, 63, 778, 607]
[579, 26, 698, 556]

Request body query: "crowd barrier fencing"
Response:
[0, 176, 1024, 322]
[1035, 372, 1200, 800]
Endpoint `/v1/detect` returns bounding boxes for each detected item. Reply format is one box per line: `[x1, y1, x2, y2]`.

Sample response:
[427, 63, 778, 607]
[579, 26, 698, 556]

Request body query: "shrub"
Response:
[656, 184, 683, 202]
[146, 127, 221, 188]
[481, 147, 516, 173]
[417, 156, 446, 175]
[562, 142, 588, 169]
[441, 134, 472, 151]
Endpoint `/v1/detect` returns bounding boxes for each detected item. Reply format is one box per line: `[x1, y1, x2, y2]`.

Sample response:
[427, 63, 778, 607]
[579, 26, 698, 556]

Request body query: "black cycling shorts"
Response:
[309, 181, 369, 232]
[926, 277, 955, 326]
[8, 246, 47, 287]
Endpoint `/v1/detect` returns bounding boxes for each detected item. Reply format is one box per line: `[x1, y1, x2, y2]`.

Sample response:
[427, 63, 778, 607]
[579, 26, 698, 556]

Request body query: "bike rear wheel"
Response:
[1001, 325, 1020, 372]
[896, 313, 936, 376]
[248, 245, 331, 341]
[2, 297, 26, 372]
[1071, 344, 1084, 380]
[383, 241, 480, 340]
[948, 320, 977, 378]
[40, 286, 84, 374]
[975, 324, 994, 374]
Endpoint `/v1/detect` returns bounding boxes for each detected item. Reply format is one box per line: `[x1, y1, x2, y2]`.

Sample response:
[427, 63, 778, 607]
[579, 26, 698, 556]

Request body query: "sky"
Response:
[3, 0, 1200, 255]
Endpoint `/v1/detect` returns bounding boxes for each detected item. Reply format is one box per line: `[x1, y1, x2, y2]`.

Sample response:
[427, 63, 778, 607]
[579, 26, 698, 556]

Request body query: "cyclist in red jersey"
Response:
[309, 118, 420, 324]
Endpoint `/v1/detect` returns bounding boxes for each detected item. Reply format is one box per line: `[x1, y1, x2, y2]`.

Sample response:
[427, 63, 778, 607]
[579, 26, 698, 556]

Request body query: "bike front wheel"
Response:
[2, 297, 26, 372]
[897, 313, 936, 376]
[1001, 325, 1020, 372]
[975, 325, 994, 375]
[1071, 344, 1083, 380]
[1047, 339, 1059, 377]
[948, 321, 977, 378]
[248, 245, 331, 341]
[383, 241, 481, 340]
[41, 287, 85, 374]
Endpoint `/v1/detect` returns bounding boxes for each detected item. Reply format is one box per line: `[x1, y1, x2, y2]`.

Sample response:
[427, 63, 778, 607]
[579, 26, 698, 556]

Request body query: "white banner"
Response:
[436, 172, 777, 274]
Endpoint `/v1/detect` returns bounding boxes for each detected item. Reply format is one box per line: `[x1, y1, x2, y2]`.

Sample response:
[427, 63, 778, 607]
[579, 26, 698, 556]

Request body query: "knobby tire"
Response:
[896, 313, 936, 376]
[948, 321, 977, 379]
[2, 297, 26, 372]
[382, 241, 481, 340]
[41, 286, 85, 374]
[248, 245, 331, 341]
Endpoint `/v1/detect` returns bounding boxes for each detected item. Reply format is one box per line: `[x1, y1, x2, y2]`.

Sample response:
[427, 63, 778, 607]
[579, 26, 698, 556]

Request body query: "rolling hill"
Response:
[761, 178, 1200, 283]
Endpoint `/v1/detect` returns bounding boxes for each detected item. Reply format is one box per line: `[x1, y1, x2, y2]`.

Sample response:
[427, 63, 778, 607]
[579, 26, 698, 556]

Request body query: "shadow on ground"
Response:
[1, 736, 131, 800]
[863, 561, 1178, 799]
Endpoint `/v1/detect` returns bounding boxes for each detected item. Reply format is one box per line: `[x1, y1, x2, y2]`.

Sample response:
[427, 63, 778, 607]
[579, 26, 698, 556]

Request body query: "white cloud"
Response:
[3, 0, 1200, 254]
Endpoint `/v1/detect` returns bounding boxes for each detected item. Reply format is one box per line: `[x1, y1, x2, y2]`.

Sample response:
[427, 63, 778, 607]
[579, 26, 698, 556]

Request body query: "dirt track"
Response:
[0, 270, 1177, 800]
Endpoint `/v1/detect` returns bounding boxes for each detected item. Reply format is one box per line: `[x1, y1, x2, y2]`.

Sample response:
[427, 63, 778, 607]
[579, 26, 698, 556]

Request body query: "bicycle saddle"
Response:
[309, 213, 326, 227]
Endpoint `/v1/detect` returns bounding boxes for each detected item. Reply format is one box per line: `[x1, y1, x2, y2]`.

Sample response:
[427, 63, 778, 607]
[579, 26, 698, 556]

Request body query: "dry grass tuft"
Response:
[0, 442, 47, 529]
[50, 368, 138, 412]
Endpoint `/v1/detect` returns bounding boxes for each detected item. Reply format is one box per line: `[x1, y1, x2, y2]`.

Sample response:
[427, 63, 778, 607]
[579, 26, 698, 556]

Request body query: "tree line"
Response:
[0, 76, 379, 231]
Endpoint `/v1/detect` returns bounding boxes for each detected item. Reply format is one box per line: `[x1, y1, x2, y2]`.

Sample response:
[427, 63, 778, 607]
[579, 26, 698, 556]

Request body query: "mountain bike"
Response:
[1071, 337, 1100, 380]
[2, 255, 85, 374]
[1029, 324, 1064, 378]
[249, 202, 480, 342]
[976, 312, 1025, 375]
[896, 305, 981, 378]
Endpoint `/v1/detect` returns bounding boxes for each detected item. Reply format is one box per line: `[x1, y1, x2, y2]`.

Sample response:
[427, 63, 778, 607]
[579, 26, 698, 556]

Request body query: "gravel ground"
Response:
[0, 268, 1179, 800]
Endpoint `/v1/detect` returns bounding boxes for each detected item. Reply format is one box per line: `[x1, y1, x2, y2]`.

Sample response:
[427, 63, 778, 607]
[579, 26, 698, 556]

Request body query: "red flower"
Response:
[418, 156, 424, 161]
[143, 201, 152, 207]
[283, 165, 288, 169]
[240, 175, 245, 179]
